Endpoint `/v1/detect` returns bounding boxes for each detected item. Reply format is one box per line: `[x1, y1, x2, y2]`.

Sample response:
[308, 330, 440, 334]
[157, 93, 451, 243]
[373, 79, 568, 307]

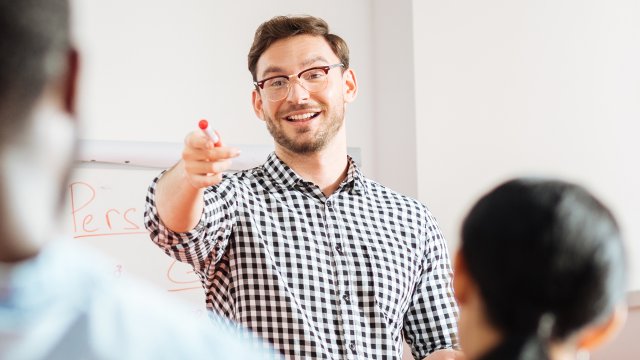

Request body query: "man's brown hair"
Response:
[248, 15, 349, 82]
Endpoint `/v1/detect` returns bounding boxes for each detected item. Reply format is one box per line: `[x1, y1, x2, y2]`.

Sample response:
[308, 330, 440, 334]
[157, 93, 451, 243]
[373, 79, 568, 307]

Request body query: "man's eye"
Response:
[267, 79, 287, 88]
[303, 71, 325, 81]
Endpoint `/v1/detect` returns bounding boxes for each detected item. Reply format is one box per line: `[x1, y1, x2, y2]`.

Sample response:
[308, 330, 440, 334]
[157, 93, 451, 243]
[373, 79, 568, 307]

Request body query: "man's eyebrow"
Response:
[260, 65, 285, 79]
[300, 56, 329, 68]
[260, 56, 331, 79]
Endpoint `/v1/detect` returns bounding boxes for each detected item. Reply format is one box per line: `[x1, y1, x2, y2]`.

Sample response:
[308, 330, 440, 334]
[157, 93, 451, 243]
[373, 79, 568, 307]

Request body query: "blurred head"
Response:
[249, 16, 357, 155]
[454, 178, 627, 360]
[0, 0, 78, 262]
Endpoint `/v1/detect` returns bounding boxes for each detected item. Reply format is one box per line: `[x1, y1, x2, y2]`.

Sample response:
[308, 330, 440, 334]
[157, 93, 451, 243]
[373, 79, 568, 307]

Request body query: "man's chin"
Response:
[280, 139, 325, 154]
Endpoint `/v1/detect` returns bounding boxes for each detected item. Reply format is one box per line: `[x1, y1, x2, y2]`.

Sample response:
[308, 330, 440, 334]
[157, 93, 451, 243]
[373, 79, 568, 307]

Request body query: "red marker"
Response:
[198, 119, 220, 145]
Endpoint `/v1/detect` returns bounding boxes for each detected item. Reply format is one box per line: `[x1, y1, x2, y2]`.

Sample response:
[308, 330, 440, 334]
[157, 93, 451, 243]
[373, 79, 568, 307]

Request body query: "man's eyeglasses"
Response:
[254, 63, 344, 102]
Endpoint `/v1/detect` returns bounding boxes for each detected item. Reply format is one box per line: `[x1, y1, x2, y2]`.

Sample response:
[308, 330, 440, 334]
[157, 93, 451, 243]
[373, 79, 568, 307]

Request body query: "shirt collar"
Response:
[262, 153, 304, 189]
[342, 155, 365, 195]
[262, 152, 366, 195]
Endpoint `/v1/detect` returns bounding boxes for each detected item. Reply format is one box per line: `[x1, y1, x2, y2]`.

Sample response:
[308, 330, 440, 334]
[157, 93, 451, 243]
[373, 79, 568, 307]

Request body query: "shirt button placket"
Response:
[342, 291, 351, 305]
[327, 197, 355, 357]
[349, 340, 357, 354]
[327, 199, 343, 256]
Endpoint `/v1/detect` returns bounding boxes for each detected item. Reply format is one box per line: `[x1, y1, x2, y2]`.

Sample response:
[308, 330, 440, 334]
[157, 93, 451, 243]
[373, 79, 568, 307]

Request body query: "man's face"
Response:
[252, 35, 357, 154]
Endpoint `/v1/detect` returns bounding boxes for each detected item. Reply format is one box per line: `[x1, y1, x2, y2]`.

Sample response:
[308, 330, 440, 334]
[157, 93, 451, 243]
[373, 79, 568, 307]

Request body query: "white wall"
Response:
[371, 0, 419, 198]
[413, 3, 640, 357]
[413, 0, 640, 291]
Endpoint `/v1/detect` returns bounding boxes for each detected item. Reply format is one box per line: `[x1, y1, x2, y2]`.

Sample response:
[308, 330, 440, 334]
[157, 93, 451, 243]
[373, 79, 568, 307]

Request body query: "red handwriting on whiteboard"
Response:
[166, 260, 201, 292]
[69, 181, 147, 239]
[114, 264, 123, 278]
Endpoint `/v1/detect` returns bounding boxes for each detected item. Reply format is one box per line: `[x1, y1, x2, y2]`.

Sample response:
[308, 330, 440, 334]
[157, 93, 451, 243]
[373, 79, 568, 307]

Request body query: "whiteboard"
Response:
[63, 164, 205, 309]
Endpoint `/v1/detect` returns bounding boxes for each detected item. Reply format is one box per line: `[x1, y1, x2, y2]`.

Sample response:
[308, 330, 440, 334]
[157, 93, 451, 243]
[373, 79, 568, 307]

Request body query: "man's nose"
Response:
[285, 78, 310, 102]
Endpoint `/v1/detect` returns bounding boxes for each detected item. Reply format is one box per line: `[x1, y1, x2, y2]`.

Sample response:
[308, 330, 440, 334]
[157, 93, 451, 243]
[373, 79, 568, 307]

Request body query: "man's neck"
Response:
[275, 142, 349, 197]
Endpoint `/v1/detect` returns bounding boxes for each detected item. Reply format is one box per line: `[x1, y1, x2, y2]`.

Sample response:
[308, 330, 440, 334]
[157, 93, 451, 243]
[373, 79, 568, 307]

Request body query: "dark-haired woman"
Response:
[454, 178, 627, 360]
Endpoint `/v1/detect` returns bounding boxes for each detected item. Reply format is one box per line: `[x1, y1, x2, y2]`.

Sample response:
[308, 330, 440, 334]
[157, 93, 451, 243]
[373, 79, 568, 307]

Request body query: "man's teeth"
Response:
[287, 112, 317, 120]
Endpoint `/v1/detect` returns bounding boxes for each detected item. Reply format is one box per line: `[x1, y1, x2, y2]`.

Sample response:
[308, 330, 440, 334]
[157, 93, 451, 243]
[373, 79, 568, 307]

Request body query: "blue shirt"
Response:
[0, 238, 279, 360]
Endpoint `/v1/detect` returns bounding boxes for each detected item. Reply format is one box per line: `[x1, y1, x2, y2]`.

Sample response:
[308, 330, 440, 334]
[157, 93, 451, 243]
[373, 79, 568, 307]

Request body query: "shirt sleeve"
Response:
[402, 209, 460, 359]
[144, 172, 238, 274]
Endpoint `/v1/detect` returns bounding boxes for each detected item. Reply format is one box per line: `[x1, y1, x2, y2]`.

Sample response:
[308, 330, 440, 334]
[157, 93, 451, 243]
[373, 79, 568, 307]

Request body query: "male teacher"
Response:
[146, 15, 461, 360]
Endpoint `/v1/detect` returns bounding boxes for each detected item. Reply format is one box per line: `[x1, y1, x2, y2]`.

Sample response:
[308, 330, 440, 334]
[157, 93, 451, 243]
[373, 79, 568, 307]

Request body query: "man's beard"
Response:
[265, 104, 344, 154]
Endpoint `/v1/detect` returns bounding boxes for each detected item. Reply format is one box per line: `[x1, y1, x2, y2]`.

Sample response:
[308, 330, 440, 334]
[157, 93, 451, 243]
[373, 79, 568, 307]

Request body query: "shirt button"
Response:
[326, 200, 333, 208]
[349, 341, 357, 353]
[335, 244, 344, 255]
[342, 292, 351, 305]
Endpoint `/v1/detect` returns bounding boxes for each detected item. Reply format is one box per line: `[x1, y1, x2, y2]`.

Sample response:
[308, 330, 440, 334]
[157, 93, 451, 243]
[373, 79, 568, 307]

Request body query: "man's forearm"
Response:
[155, 160, 205, 232]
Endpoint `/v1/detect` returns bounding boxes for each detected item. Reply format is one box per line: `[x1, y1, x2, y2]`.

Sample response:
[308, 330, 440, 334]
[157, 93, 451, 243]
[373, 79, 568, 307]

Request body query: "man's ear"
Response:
[453, 250, 470, 305]
[578, 304, 627, 351]
[63, 48, 79, 116]
[342, 68, 357, 103]
[252, 88, 265, 121]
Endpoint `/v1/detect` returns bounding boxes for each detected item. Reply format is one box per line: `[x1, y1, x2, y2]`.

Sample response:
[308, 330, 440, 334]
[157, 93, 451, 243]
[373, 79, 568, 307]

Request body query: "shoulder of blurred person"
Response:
[0, 236, 280, 360]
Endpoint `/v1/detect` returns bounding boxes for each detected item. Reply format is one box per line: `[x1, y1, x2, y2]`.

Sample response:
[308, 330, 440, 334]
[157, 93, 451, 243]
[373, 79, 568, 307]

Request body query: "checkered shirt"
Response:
[145, 153, 459, 359]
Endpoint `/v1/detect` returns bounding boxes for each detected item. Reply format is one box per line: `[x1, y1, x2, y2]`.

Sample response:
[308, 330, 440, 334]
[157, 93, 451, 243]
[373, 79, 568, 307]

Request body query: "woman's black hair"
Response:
[461, 178, 626, 359]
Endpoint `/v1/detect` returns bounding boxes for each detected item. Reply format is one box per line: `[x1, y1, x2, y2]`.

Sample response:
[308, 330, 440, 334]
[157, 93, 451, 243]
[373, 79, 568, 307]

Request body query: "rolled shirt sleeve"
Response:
[144, 172, 238, 274]
[402, 210, 460, 359]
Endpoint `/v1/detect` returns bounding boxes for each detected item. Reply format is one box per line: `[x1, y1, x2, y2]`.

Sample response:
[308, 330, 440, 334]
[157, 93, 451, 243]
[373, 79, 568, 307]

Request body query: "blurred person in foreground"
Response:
[454, 178, 627, 360]
[0, 1, 277, 359]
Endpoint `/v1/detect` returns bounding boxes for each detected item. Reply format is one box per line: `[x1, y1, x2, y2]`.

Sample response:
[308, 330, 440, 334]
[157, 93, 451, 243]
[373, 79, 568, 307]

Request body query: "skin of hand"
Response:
[423, 349, 466, 360]
[153, 129, 240, 233]
[181, 129, 240, 189]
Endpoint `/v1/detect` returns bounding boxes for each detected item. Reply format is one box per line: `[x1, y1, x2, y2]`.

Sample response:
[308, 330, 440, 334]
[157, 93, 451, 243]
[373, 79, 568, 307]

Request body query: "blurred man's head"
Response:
[0, 0, 78, 262]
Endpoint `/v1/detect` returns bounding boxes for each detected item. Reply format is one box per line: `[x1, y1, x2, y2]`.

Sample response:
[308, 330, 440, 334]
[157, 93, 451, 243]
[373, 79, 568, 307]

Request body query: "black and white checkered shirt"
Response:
[145, 153, 459, 359]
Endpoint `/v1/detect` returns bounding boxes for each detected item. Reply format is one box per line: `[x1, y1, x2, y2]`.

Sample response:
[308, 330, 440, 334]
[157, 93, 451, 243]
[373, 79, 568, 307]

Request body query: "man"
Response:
[146, 15, 462, 359]
[0, 1, 275, 359]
